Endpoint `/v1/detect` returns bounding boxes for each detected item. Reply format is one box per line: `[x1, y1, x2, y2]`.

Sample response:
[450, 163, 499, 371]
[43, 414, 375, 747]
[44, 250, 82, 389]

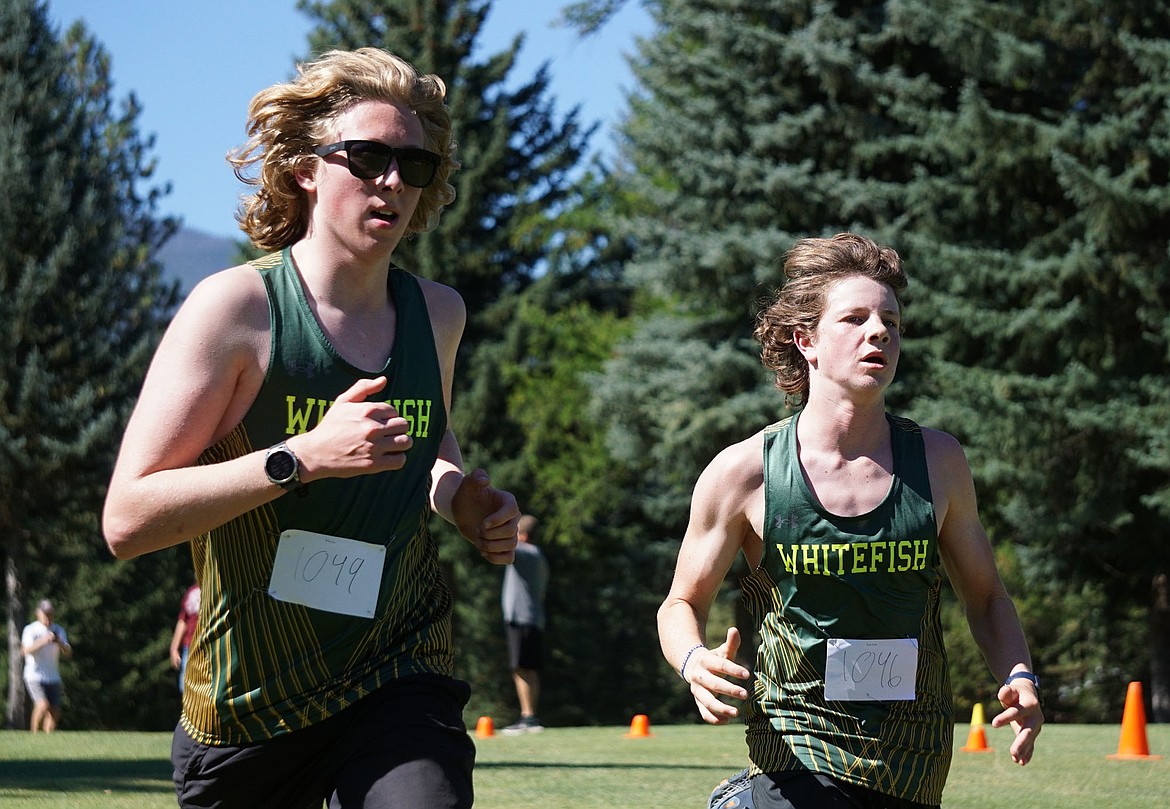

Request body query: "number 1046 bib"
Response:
[824, 638, 919, 701]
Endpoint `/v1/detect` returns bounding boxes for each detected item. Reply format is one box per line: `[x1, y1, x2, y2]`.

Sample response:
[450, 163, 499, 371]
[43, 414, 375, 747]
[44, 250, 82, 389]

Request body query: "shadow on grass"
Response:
[0, 758, 172, 794]
[478, 761, 730, 772]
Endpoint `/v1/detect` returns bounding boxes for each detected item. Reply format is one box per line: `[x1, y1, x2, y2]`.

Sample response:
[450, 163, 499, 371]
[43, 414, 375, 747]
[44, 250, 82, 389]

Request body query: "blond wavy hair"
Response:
[754, 233, 907, 406]
[228, 48, 459, 251]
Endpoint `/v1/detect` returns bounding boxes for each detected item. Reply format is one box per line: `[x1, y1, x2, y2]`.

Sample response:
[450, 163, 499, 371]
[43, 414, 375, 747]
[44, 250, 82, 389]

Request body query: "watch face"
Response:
[266, 449, 297, 483]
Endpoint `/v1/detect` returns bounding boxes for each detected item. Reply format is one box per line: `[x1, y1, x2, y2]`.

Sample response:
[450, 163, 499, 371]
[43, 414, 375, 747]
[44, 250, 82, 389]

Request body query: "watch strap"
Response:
[1004, 671, 1040, 689]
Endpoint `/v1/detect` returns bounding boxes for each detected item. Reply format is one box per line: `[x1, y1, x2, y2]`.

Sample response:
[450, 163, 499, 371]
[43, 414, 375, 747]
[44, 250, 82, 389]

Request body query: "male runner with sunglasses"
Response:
[103, 48, 519, 809]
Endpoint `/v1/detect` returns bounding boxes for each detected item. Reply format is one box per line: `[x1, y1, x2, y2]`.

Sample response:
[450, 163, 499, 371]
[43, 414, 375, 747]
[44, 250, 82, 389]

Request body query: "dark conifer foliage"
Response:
[6, 0, 1165, 729]
[297, 0, 650, 721]
[596, 0, 1169, 720]
[883, 0, 1170, 720]
[1, 0, 183, 729]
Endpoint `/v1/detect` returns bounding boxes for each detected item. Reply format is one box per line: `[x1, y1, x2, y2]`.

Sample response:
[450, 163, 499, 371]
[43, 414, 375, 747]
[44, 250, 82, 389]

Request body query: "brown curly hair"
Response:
[228, 48, 459, 251]
[754, 233, 907, 406]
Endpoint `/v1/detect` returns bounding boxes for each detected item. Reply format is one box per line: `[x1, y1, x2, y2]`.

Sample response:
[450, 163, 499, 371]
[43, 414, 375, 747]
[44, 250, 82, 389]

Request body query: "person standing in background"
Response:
[21, 599, 72, 733]
[500, 514, 549, 734]
[169, 582, 201, 692]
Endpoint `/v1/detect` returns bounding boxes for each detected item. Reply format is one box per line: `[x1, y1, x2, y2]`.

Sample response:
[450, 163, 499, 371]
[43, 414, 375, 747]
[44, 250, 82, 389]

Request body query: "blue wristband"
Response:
[1004, 671, 1040, 689]
[679, 644, 705, 682]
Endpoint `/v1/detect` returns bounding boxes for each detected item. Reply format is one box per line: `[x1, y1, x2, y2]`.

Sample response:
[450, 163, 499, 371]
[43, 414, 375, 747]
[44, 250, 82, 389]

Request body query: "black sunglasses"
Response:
[313, 140, 441, 188]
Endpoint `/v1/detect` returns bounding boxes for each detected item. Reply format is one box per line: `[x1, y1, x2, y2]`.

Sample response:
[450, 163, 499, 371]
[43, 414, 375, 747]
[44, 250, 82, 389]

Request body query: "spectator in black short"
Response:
[500, 514, 549, 734]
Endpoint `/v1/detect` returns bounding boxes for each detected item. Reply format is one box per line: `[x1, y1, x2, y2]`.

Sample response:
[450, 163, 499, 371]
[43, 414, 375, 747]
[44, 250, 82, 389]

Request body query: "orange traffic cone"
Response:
[1108, 681, 1162, 760]
[475, 716, 495, 738]
[960, 703, 993, 752]
[624, 714, 652, 737]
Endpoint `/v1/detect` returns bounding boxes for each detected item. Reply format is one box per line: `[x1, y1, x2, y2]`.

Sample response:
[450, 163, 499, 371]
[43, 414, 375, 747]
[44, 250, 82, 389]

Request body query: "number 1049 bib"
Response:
[267, 530, 385, 618]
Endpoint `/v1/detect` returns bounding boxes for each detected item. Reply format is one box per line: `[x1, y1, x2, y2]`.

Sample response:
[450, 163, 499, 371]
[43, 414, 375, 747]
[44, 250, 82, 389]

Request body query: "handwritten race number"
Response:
[268, 530, 385, 618]
[824, 638, 918, 701]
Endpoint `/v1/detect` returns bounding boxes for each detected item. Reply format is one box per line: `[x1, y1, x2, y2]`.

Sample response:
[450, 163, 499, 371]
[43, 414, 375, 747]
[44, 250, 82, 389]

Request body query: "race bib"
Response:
[268, 530, 385, 618]
[824, 637, 918, 701]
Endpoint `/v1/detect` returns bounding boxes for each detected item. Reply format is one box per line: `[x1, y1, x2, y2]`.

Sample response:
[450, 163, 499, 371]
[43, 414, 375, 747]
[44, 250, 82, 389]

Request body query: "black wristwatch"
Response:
[264, 442, 302, 490]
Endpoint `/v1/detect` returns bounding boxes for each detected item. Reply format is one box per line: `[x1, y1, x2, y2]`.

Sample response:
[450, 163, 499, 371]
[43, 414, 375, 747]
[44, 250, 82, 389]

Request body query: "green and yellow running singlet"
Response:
[741, 412, 953, 806]
[181, 249, 452, 745]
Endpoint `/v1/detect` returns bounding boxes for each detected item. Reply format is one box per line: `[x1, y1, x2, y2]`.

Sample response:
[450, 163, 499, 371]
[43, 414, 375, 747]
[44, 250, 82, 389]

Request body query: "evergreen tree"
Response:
[441, 159, 656, 723]
[593, 0, 1169, 719]
[295, 0, 627, 720]
[595, 0, 925, 539]
[1, 1, 182, 728]
[590, 4, 925, 690]
[471, 269, 691, 725]
[880, 0, 1170, 720]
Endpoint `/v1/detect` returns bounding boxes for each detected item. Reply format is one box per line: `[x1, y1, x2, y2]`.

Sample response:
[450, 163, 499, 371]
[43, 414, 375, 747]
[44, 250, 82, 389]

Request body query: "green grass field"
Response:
[1, 722, 1166, 808]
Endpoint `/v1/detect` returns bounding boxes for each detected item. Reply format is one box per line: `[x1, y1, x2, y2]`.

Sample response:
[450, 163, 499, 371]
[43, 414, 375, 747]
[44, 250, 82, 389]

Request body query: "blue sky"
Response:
[47, 0, 652, 238]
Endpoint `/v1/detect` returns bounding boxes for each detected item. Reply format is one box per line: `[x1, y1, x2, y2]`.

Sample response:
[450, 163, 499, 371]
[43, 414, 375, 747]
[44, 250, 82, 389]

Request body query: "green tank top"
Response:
[182, 248, 452, 745]
[741, 412, 952, 806]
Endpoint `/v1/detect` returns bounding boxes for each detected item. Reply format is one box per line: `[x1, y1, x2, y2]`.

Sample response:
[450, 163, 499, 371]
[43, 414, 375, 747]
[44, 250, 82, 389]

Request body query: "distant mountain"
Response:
[157, 226, 240, 295]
